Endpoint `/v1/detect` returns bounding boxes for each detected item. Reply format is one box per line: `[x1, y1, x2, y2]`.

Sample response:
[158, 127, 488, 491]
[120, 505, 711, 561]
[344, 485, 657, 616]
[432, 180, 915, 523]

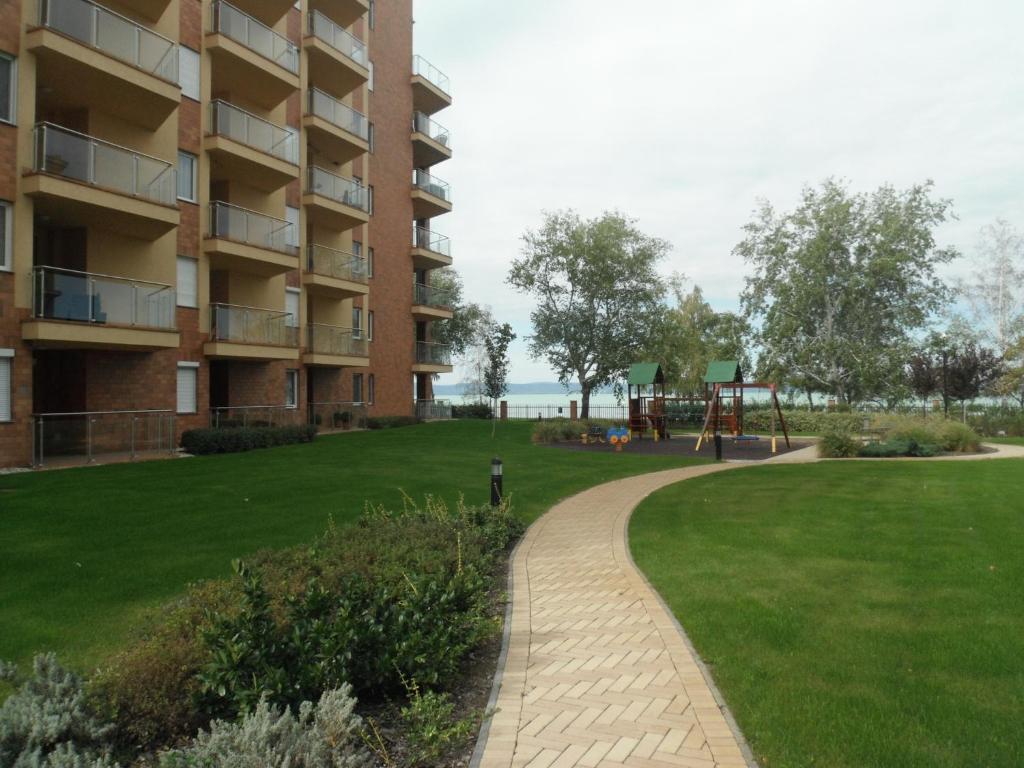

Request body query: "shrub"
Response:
[746, 409, 861, 434]
[365, 416, 420, 430]
[818, 427, 860, 458]
[0, 654, 119, 768]
[181, 425, 317, 455]
[159, 687, 370, 768]
[451, 402, 493, 419]
[969, 410, 1024, 437]
[873, 415, 981, 453]
[531, 419, 615, 444]
[857, 439, 940, 458]
[399, 681, 475, 767]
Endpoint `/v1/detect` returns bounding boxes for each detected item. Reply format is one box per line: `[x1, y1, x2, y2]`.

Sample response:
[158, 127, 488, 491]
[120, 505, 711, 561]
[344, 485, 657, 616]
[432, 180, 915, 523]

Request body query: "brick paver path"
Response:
[476, 442, 1024, 768]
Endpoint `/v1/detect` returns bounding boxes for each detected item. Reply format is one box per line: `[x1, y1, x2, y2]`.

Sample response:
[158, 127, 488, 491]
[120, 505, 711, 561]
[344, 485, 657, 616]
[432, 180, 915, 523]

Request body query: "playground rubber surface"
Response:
[547, 434, 815, 461]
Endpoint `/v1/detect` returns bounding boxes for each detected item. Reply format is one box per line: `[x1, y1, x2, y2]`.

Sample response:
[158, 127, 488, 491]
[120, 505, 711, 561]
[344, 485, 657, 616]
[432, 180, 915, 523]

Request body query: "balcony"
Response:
[23, 266, 179, 350]
[32, 410, 176, 468]
[412, 282, 454, 321]
[25, 123, 179, 239]
[411, 54, 451, 115]
[308, 401, 368, 431]
[412, 169, 452, 218]
[303, 166, 370, 232]
[308, 0, 368, 29]
[412, 112, 452, 167]
[305, 11, 368, 98]
[210, 405, 304, 428]
[302, 245, 369, 298]
[207, 0, 300, 110]
[28, 0, 179, 129]
[205, 100, 299, 191]
[204, 302, 300, 360]
[413, 340, 453, 373]
[415, 399, 453, 420]
[204, 201, 299, 276]
[411, 225, 452, 270]
[303, 324, 369, 367]
[303, 88, 369, 164]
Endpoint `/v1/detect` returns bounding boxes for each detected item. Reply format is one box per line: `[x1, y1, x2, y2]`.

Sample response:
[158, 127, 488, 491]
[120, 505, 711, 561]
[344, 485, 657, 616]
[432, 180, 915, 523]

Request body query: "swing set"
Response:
[694, 360, 791, 453]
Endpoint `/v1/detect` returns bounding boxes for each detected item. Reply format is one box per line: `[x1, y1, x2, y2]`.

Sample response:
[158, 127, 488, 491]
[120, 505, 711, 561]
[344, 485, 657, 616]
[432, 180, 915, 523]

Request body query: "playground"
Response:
[551, 432, 813, 460]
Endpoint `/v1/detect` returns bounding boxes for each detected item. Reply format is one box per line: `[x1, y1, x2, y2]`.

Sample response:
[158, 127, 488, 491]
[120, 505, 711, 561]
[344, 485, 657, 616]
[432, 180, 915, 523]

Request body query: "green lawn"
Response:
[0, 420, 704, 671]
[987, 436, 1024, 445]
[630, 459, 1024, 768]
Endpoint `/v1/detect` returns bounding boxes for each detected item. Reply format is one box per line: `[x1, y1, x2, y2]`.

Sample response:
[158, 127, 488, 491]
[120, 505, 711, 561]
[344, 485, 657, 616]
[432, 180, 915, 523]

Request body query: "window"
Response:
[285, 205, 300, 249]
[368, 0, 375, 29]
[367, 373, 375, 404]
[286, 369, 298, 408]
[285, 288, 300, 327]
[176, 363, 198, 414]
[368, 123, 374, 153]
[0, 350, 12, 422]
[352, 306, 362, 338]
[179, 46, 200, 100]
[176, 256, 197, 307]
[0, 54, 15, 125]
[367, 247, 374, 277]
[367, 310, 374, 341]
[367, 185, 374, 215]
[368, 60, 374, 91]
[352, 373, 363, 403]
[0, 201, 11, 272]
[177, 151, 197, 202]
[351, 240, 361, 257]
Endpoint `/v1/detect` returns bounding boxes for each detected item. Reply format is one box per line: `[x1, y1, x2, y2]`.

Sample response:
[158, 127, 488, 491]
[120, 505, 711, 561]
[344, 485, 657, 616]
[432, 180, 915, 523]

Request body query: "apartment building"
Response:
[0, 0, 454, 467]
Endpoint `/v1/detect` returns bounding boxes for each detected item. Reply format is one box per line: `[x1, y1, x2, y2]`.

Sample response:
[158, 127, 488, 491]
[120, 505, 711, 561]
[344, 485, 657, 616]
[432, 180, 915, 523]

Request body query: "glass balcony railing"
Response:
[412, 225, 451, 257]
[412, 169, 451, 204]
[210, 100, 298, 164]
[307, 166, 370, 212]
[412, 111, 450, 148]
[306, 244, 367, 283]
[415, 340, 452, 365]
[308, 88, 369, 141]
[33, 122, 177, 205]
[308, 324, 368, 357]
[412, 54, 450, 95]
[308, 10, 367, 67]
[210, 302, 298, 346]
[31, 265, 176, 330]
[413, 282, 452, 308]
[210, 405, 303, 428]
[209, 201, 296, 253]
[39, 0, 179, 81]
[308, 401, 368, 430]
[211, 0, 299, 74]
[415, 399, 452, 420]
[32, 409, 176, 467]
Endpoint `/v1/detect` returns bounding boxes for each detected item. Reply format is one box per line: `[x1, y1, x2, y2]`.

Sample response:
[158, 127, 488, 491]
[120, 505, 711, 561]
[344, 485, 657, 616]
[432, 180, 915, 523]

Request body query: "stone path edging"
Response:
[471, 442, 1024, 768]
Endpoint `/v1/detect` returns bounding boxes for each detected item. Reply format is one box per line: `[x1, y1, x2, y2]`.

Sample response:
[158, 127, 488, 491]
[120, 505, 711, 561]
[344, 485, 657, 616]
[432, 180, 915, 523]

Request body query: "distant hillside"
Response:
[433, 382, 613, 396]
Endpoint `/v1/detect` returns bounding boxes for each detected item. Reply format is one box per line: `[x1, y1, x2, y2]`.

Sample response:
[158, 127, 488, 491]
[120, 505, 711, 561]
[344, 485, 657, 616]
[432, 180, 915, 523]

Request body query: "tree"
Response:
[944, 343, 1004, 421]
[428, 268, 492, 360]
[907, 350, 941, 416]
[957, 219, 1024, 355]
[482, 323, 516, 433]
[508, 210, 669, 417]
[738, 179, 958, 405]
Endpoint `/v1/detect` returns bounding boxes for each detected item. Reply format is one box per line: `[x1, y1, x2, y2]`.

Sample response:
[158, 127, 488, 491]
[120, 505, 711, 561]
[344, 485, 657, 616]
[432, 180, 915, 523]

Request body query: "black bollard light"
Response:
[714, 429, 723, 461]
[490, 457, 503, 506]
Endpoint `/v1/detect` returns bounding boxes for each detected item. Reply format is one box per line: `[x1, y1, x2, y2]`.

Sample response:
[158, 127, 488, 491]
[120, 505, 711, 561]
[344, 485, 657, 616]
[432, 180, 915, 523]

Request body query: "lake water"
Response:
[447, 393, 622, 407]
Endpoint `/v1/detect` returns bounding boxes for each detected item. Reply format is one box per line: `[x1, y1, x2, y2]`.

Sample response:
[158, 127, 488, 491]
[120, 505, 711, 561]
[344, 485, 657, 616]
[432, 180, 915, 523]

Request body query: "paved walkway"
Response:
[475, 442, 1024, 768]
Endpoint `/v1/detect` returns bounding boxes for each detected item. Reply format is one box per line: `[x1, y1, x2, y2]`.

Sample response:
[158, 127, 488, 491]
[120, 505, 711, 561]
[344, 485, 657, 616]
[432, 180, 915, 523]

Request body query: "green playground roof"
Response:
[704, 360, 743, 384]
[627, 362, 663, 386]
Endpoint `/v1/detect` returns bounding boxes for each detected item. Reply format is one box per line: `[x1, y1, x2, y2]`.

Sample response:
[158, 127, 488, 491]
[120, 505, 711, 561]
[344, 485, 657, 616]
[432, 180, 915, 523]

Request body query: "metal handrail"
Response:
[308, 87, 370, 141]
[412, 225, 451, 256]
[31, 409, 176, 467]
[306, 244, 367, 282]
[208, 201, 296, 253]
[31, 265, 177, 330]
[39, 0, 179, 81]
[306, 166, 370, 212]
[211, 0, 299, 73]
[32, 408, 173, 417]
[209, 302, 298, 346]
[415, 340, 452, 365]
[412, 168, 451, 202]
[209, 100, 298, 163]
[413, 281, 453, 307]
[412, 54, 450, 94]
[308, 9, 367, 66]
[412, 111, 451, 146]
[307, 323, 368, 355]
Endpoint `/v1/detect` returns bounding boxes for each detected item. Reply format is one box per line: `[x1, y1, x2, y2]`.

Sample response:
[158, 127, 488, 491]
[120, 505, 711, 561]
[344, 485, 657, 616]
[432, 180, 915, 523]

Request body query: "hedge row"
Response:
[452, 403, 493, 419]
[181, 425, 317, 455]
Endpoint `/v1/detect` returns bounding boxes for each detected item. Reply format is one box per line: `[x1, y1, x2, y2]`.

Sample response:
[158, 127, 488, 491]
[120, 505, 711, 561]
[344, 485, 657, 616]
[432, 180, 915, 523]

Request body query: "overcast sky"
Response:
[412, 0, 1024, 387]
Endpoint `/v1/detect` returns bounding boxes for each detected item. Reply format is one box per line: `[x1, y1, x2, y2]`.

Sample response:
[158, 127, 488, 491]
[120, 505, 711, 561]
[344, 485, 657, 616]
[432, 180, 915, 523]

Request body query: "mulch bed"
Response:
[547, 433, 813, 461]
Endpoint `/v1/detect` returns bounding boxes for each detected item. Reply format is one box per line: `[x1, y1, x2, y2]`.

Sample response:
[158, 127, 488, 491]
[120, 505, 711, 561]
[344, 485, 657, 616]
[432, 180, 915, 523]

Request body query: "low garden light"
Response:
[490, 457, 503, 506]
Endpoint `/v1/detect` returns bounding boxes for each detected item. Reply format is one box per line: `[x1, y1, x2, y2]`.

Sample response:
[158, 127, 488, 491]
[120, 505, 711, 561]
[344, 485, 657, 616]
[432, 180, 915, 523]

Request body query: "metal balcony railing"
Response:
[308, 10, 367, 67]
[308, 401, 368, 430]
[210, 302, 298, 346]
[32, 409, 176, 467]
[31, 266, 176, 330]
[412, 169, 451, 204]
[306, 244, 367, 283]
[413, 282, 452, 308]
[412, 111, 451, 148]
[39, 0, 178, 81]
[210, 100, 298, 163]
[210, 404, 303, 428]
[307, 324, 368, 357]
[415, 340, 452, 365]
[210, 0, 299, 73]
[412, 225, 451, 257]
[415, 399, 452, 420]
[307, 166, 370, 212]
[209, 201, 296, 253]
[412, 54, 450, 95]
[33, 122, 177, 205]
[308, 88, 369, 141]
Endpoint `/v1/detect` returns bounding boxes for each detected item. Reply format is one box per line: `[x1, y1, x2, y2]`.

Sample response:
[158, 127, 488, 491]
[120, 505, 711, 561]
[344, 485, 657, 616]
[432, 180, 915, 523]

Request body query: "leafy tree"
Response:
[428, 268, 492, 360]
[482, 323, 516, 434]
[944, 343, 1004, 421]
[508, 210, 669, 417]
[957, 219, 1024, 354]
[906, 350, 941, 416]
[738, 179, 958, 405]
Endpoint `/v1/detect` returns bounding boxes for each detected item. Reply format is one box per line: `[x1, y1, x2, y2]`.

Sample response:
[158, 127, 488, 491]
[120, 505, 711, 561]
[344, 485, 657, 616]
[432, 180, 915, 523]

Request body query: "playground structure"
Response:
[627, 363, 670, 440]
